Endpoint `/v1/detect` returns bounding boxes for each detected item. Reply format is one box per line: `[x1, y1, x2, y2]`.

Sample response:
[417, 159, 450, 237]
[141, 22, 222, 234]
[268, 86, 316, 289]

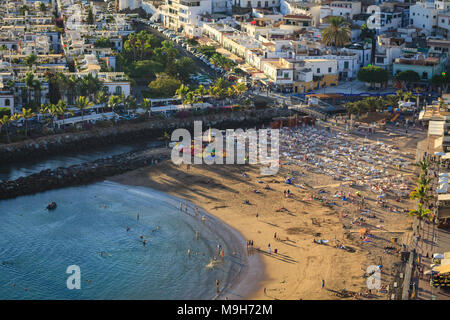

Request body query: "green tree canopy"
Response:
[357, 66, 389, 86]
[148, 75, 182, 98]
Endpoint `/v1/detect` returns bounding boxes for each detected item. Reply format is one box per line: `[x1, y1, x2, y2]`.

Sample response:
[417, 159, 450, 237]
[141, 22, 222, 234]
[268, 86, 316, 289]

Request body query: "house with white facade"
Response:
[409, 0, 450, 36]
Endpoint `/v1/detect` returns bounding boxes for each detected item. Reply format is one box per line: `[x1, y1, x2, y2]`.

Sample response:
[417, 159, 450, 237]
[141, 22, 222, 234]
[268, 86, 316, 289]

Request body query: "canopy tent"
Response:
[438, 194, 450, 201]
[429, 121, 444, 136]
[433, 264, 450, 275]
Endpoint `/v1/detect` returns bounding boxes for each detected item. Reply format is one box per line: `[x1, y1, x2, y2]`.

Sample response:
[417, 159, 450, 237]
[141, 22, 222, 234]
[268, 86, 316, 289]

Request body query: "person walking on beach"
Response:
[322, 279, 325, 289]
[216, 280, 220, 294]
[268, 244, 271, 254]
[180, 202, 182, 211]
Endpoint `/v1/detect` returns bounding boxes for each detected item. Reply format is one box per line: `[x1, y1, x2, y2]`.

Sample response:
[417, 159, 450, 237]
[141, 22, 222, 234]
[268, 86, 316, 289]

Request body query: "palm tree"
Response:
[321, 16, 351, 51]
[38, 103, 48, 122]
[141, 98, 152, 119]
[396, 90, 404, 103]
[74, 96, 94, 121]
[24, 54, 38, 70]
[403, 91, 414, 102]
[56, 100, 73, 126]
[21, 108, 35, 138]
[416, 158, 430, 176]
[95, 91, 109, 113]
[127, 96, 138, 116]
[409, 203, 433, 238]
[409, 184, 432, 204]
[233, 83, 248, 101]
[417, 173, 432, 187]
[163, 131, 170, 147]
[108, 95, 123, 114]
[45, 104, 59, 129]
[176, 84, 190, 102]
[0, 115, 12, 143]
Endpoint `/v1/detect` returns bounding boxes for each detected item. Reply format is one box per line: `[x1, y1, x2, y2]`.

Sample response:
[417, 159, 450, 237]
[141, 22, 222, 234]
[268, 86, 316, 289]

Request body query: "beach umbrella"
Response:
[435, 152, 445, 156]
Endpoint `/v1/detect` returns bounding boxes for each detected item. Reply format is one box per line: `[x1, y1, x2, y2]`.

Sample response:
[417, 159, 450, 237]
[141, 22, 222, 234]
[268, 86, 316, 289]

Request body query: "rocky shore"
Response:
[0, 148, 170, 200]
[0, 108, 290, 164]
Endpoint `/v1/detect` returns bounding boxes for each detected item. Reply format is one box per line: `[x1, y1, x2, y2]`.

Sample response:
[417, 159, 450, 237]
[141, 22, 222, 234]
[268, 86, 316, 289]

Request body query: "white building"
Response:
[162, 0, 213, 37]
[119, 0, 142, 11]
[232, 0, 281, 10]
[409, 0, 450, 36]
[437, 12, 450, 38]
[373, 35, 404, 70]
[319, 0, 361, 23]
[366, 4, 403, 34]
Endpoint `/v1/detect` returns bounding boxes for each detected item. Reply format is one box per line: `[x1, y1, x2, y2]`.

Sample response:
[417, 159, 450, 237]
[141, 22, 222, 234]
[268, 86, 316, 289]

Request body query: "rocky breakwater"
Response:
[0, 107, 290, 164]
[0, 148, 170, 200]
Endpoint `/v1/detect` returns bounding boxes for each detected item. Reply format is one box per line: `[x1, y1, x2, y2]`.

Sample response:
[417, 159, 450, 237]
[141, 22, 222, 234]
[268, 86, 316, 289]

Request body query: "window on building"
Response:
[344, 61, 349, 68]
[317, 68, 320, 73]
[328, 67, 332, 73]
[5, 99, 10, 106]
[115, 86, 122, 95]
[422, 72, 428, 79]
[265, 1, 268, 7]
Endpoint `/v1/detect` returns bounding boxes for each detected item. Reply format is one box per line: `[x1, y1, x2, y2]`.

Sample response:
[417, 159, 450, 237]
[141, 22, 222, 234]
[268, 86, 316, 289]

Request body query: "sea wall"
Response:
[0, 108, 290, 164]
[0, 148, 171, 200]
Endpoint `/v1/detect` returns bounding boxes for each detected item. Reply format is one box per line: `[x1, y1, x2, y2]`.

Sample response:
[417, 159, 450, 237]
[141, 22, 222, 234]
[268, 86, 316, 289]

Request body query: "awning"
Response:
[429, 121, 444, 136]
[433, 264, 450, 274]
[438, 194, 450, 201]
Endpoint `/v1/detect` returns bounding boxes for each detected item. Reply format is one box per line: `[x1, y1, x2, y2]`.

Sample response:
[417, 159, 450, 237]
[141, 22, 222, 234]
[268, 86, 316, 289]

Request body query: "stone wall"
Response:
[0, 108, 290, 164]
[0, 148, 170, 200]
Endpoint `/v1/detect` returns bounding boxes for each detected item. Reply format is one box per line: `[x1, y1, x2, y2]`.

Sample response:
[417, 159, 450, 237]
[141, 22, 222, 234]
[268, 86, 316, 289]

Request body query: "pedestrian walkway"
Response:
[411, 135, 450, 300]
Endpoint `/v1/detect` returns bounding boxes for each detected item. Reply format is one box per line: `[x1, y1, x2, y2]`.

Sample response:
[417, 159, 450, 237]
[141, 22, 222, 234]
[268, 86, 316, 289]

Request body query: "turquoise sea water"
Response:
[0, 181, 245, 299]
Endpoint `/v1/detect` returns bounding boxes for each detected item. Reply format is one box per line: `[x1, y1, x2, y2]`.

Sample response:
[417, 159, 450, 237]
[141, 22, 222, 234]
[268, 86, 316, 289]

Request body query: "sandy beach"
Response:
[111, 121, 426, 300]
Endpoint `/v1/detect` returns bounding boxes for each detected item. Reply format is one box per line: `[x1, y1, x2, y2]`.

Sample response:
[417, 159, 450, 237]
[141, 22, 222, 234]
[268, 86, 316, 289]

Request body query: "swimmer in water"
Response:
[126, 226, 130, 232]
[187, 249, 191, 257]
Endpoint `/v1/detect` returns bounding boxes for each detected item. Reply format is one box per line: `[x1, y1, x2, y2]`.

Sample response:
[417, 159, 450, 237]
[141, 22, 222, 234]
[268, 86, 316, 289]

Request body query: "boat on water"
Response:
[46, 202, 57, 211]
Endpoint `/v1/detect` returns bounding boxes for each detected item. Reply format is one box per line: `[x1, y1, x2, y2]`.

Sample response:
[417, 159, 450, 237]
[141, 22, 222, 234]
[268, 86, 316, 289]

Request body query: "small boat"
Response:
[46, 202, 57, 211]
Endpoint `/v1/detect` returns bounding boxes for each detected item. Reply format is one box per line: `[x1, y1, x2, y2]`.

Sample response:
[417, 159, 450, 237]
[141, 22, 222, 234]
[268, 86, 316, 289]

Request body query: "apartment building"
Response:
[319, 0, 362, 23]
[366, 3, 403, 34]
[409, 0, 450, 36]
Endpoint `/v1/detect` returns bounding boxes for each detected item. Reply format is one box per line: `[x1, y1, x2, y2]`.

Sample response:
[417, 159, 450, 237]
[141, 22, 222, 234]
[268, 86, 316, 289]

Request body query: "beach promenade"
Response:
[410, 136, 450, 300]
